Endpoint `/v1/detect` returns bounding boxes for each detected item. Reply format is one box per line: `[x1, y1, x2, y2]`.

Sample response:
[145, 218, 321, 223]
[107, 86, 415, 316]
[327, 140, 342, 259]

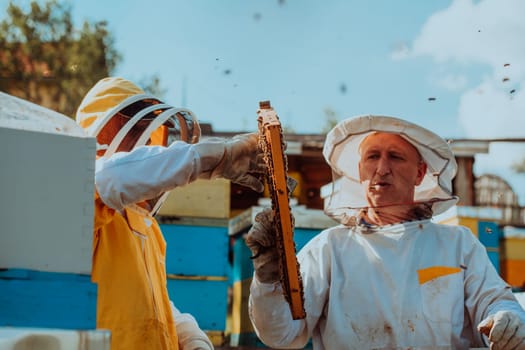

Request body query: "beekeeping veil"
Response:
[76, 76, 201, 214]
[322, 115, 458, 225]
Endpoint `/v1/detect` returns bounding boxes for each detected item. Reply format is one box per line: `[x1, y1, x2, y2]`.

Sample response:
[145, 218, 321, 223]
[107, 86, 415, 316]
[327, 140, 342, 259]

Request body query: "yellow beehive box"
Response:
[501, 259, 525, 287]
[432, 205, 503, 236]
[157, 178, 231, 218]
[500, 226, 525, 287]
[503, 238, 525, 260]
[502, 227, 525, 259]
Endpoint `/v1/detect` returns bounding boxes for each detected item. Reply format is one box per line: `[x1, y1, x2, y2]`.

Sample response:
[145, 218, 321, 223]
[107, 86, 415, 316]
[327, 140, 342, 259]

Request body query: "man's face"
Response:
[358, 132, 427, 208]
[96, 113, 152, 156]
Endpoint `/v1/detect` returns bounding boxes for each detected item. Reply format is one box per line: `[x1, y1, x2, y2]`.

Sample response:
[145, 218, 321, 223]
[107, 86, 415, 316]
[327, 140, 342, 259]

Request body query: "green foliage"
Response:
[321, 107, 339, 134]
[512, 159, 525, 174]
[0, 0, 121, 118]
[139, 74, 167, 99]
[282, 123, 296, 134]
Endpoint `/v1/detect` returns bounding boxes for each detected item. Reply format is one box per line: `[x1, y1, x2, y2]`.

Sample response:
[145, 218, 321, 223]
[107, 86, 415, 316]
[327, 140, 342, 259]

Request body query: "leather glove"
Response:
[244, 208, 280, 283]
[478, 310, 525, 350]
[194, 133, 265, 192]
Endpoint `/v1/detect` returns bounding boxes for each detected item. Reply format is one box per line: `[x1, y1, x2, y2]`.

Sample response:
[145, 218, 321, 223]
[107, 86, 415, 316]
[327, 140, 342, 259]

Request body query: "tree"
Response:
[139, 74, 167, 99]
[512, 159, 525, 174]
[0, 0, 121, 117]
[321, 107, 339, 134]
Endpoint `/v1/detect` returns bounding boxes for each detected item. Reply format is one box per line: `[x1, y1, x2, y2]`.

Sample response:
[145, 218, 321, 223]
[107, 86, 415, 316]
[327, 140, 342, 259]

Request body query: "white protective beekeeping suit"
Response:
[248, 115, 525, 350]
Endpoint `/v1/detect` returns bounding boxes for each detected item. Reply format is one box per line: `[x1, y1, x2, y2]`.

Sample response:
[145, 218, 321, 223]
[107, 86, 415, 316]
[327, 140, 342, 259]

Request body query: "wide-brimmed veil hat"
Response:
[322, 115, 458, 225]
[76, 77, 201, 215]
[76, 77, 200, 158]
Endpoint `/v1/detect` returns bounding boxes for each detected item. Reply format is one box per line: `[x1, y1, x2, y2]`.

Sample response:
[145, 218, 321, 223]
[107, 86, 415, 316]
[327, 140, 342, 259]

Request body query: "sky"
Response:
[2, 0, 525, 205]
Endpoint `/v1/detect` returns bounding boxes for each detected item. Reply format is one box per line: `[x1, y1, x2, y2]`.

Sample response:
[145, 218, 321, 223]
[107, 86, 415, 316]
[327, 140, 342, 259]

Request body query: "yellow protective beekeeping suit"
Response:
[76, 77, 188, 349]
[92, 193, 179, 350]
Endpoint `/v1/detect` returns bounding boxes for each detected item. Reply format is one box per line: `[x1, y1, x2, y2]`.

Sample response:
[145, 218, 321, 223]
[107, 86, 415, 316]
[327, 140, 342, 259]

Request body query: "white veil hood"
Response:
[322, 115, 458, 225]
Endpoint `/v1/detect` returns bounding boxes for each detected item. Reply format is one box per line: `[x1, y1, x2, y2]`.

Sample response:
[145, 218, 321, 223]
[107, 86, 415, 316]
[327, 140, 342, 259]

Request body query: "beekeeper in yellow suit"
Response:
[76, 77, 264, 350]
[246, 115, 525, 349]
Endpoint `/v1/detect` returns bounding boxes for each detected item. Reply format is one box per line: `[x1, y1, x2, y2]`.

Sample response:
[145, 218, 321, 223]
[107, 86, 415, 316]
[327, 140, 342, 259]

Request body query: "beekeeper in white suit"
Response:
[246, 115, 525, 349]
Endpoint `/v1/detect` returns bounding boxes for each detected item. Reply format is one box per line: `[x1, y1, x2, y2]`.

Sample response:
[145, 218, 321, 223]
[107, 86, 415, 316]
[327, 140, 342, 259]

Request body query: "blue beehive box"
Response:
[160, 220, 233, 336]
[229, 205, 337, 348]
[0, 270, 97, 329]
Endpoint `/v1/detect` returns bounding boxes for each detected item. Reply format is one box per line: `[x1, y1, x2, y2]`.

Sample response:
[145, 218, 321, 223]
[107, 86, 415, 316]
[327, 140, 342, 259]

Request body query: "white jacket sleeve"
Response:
[463, 230, 525, 345]
[95, 142, 203, 211]
[170, 302, 214, 350]
[248, 233, 330, 349]
[248, 279, 307, 348]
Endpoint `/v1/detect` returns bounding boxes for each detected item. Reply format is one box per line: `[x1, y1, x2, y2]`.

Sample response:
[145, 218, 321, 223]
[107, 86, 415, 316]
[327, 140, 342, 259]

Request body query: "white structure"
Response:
[0, 92, 96, 274]
[0, 327, 110, 350]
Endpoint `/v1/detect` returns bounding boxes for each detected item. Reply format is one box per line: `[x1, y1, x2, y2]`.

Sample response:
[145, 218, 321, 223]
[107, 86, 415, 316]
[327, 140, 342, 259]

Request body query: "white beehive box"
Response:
[0, 327, 110, 350]
[0, 92, 96, 274]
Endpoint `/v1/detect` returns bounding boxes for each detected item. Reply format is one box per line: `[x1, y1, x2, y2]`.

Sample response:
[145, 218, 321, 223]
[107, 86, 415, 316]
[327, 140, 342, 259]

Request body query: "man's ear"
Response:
[415, 161, 427, 186]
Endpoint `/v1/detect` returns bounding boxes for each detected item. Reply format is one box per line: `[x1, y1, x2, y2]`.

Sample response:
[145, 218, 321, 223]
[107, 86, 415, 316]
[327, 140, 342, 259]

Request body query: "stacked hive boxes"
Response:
[157, 178, 250, 346]
[432, 206, 503, 273]
[159, 220, 232, 346]
[0, 93, 97, 330]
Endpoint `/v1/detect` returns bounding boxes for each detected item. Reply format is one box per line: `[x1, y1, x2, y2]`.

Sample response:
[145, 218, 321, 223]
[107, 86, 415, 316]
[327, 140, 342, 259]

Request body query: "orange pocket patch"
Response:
[417, 266, 462, 284]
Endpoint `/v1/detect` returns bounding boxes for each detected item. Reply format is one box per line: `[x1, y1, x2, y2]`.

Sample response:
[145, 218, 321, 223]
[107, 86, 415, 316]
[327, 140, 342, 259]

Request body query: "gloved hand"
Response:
[181, 339, 214, 350]
[477, 310, 525, 350]
[194, 133, 265, 192]
[171, 301, 214, 350]
[244, 208, 280, 283]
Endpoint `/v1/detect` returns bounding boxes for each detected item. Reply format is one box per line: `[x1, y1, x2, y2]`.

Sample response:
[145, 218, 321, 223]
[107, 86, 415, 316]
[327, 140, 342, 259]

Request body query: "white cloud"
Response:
[461, 79, 525, 205]
[434, 74, 468, 91]
[390, 42, 410, 60]
[410, 0, 525, 70]
[407, 0, 525, 204]
[458, 79, 524, 138]
[407, 0, 525, 138]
